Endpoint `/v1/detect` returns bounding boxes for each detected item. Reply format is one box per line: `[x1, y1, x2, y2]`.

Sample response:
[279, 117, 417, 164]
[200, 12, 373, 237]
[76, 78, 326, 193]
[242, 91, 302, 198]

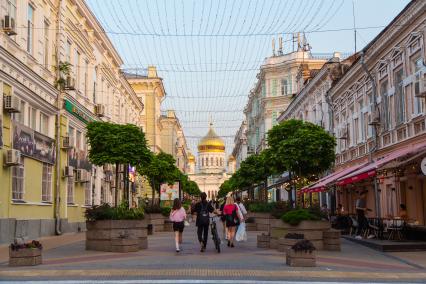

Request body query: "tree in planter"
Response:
[267, 119, 336, 205]
[86, 122, 152, 206]
[138, 152, 180, 204]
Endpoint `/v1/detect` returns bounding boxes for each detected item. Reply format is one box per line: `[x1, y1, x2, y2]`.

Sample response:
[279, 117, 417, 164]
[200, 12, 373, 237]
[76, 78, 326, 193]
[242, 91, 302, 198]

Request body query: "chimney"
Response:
[147, 66, 157, 78]
[272, 38, 276, 56]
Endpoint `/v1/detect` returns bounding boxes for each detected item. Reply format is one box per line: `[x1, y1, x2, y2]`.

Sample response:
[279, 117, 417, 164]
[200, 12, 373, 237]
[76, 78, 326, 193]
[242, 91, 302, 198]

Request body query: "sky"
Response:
[86, 0, 411, 157]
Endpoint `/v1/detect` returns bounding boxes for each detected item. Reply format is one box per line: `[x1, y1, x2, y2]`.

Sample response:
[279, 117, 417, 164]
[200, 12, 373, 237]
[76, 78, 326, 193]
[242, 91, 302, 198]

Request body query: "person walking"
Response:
[355, 190, 368, 239]
[223, 196, 243, 248]
[169, 198, 187, 252]
[235, 197, 247, 218]
[219, 198, 227, 241]
[191, 192, 214, 252]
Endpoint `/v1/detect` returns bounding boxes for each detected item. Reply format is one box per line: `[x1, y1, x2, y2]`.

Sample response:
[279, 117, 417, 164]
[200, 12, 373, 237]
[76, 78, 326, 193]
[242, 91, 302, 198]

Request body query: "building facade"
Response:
[0, 0, 143, 243]
[231, 120, 247, 171]
[244, 45, 326, 155]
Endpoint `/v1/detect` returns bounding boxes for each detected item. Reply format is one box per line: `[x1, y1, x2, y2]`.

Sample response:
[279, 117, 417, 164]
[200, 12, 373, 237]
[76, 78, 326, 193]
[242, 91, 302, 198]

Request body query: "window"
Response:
[74, 50, 80, 90]
[92, 69, 97, 103]
[84, 60, 89, 97]
[68, 126, 75, 147]
[27, 5, 34, 54]
[44, 20, 49, 67]
[272, 79, 277, 96]
[380, 80, 391, 130]
[65, 40, 71, 63]
[413, 57, 424, 115]
[7, 0, 17, 20]
[13, 101, 26, 124]
[281, 79, 288, 96]
[39, 112, 48, 135]
[67, 177, 74, 204]
[210, 157, 213, 166]
[12, 163, 24, 200]
[272, 111, 278, 126]
[30, 107, 37, 130]
[353, 118, 359, 144]
[100, 186, 105, 204]
[261, 80, 266, 97]
[76, 131, 82, 149]
[42, 164, 52, 202]
[394, 69, 405, 125]
[206, 157, 208, 166]
[84, 181, 92, 206]
[201, 158, 204, 167]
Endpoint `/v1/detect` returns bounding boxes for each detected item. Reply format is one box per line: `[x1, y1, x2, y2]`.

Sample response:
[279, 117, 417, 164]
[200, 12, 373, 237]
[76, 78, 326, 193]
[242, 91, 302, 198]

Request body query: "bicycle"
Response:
[210, 215, 221, 253]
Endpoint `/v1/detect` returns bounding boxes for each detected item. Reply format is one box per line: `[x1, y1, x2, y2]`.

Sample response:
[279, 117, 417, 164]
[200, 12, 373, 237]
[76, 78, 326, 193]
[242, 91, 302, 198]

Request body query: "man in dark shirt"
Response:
[355, 190, 368, 238]
[191, 192, 215, 252]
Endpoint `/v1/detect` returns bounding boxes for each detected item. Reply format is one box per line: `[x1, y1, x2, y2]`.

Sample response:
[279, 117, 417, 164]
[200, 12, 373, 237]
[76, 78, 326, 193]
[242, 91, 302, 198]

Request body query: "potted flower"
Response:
[9, 240, 42, 266]
[286, 239, 316, 267]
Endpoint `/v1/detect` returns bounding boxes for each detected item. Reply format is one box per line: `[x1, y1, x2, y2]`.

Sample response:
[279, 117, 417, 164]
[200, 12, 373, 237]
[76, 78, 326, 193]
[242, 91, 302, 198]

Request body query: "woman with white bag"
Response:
[235, 197, 247, 242]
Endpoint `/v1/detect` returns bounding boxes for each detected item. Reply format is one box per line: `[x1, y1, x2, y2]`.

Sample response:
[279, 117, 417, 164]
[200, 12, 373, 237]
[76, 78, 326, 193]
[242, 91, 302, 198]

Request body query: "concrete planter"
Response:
[270, 220, 330, 251]
[9, 247, 42, 266]
[247, 212, 274, 232]
[163, 220, 173, 232]
[86, 220, 148, 252]
[286, 249, 316, 267]
[146, 214, 167, 233]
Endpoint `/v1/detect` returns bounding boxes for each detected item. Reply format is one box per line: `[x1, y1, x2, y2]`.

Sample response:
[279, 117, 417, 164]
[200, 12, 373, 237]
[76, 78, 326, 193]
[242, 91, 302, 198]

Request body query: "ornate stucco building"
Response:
[188, 123, 235, 200]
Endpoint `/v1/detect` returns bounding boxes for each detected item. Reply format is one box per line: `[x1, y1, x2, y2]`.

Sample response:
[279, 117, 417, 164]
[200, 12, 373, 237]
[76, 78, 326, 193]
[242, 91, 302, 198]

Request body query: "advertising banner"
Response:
[13, 122, 56, 164]
[68, 147, 92, 171]
[160, 182, 179, 201]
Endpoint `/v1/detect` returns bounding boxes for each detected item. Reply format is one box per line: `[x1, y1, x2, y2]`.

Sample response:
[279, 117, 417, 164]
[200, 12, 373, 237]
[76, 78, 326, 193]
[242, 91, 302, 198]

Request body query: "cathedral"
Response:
[188, 123, 236, 200]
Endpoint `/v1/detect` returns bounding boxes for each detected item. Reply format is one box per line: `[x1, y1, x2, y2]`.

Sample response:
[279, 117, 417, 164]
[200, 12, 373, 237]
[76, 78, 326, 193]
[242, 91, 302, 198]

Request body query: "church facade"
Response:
[188, 124, 235, 200]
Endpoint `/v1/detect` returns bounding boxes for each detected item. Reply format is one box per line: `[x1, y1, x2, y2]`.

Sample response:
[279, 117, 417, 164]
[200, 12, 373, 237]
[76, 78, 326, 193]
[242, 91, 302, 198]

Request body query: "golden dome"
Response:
[198, 123, 225, 153]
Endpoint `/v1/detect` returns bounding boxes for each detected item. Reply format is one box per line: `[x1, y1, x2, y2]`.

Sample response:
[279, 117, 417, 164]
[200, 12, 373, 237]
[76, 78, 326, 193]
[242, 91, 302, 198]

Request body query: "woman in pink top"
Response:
[170, 198, 187, 252]
[223, 196, 243, 248]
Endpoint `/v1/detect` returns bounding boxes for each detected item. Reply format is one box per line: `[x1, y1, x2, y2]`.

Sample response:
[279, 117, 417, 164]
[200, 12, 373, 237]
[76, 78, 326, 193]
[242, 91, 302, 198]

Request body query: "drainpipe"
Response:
[54, 0, 63, 235]
[360, 51, 381, 219]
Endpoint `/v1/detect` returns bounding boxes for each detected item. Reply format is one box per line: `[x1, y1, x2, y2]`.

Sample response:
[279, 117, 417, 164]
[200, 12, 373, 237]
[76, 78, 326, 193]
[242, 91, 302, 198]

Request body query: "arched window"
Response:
[216, 157, 219, 166]
[206, 158, 209, 166]
[220, 158, 223, 166]
[211, 157, 213, 165]
[201, 158, 204, 167]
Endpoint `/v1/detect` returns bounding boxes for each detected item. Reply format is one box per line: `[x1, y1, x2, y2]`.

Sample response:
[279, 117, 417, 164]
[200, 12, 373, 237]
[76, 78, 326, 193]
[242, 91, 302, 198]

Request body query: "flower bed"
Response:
[9, 240, 42, 266]
[85, 203, 148, 252]
[286, 240, 316, 267]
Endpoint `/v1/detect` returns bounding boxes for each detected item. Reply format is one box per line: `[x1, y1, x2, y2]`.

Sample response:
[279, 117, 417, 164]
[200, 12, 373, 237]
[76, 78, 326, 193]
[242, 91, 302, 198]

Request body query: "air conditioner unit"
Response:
[61, 136, 74, 149]
[4, 149, 21, 166]
[368, 112, 381, 126]
[415, 73, 426, 98]
[1, 15, 17, 36]
[103, 164, 112, 173]
[64, 76, 75, 90]
[95, 104, 105, 117]
[3, 94, 20, 113]
[63, 166, 74, 177]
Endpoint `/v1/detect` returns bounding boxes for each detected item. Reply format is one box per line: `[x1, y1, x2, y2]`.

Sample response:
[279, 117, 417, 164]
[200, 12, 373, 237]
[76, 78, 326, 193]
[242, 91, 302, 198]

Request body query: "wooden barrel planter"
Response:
[270, 220, 330, 250]
[286, 249, 316, 267]
[257, 233, 270, 248]
[86, 220, 148, 252]
[277, 233, 305, 252]
[9, 247, 42, 266]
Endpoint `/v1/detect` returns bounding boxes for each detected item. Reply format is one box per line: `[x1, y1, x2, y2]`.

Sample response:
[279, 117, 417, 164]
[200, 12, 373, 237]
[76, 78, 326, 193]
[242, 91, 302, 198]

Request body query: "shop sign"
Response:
[421, 157, 426, 175]
[63, 100, 93, 124]
[13, 122, 55, 164]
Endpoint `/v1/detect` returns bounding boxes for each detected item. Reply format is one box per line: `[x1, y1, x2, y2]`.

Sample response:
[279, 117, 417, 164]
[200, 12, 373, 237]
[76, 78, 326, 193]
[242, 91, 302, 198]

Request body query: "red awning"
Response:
[337, 140, 426, 186]
[299, 162, 369, 194]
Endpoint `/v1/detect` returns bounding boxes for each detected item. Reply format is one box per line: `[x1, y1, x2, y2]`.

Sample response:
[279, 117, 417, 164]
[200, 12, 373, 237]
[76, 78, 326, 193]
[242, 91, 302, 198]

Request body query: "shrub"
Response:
[246, 201, 292, 218]
[291, 239, 316, 253]
[144, 204, 162, 214]
[281, 209, 320, 225]
[10, 240, 43, 251]
[270, 201, 292, 219]
[285, 233, 304, 239]
[85, 202, 144, 221]
[248, 202, 275, 213]
[161, 206, 172, 217]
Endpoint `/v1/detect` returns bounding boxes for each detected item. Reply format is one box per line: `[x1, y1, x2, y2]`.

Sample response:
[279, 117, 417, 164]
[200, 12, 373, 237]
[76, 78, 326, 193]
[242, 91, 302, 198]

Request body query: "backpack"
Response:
[226, 205, 239, 225]
[198, 202, 210, 225]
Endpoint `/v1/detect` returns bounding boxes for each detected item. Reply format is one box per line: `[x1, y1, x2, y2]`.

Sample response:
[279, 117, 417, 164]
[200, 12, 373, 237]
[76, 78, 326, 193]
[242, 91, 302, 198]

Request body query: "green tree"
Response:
[138, 152, 181, 203]
[267, 119, 336, 197]
[86, 122, 152, 205]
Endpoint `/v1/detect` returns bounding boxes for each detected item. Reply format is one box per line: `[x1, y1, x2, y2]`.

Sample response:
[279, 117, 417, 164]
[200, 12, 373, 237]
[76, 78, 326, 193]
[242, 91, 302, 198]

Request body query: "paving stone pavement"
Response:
[0, 221, 425, 282]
